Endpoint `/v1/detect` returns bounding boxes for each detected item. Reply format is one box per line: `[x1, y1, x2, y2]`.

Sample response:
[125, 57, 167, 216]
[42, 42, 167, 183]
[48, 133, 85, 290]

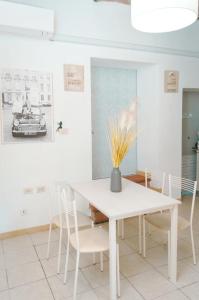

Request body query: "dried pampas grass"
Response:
[108, 101, 137, 168]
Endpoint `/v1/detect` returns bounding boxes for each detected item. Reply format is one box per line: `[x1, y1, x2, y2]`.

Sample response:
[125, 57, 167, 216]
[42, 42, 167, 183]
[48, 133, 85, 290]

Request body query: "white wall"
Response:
[1, 33, 199, 233]
[0, 36, 93, 232]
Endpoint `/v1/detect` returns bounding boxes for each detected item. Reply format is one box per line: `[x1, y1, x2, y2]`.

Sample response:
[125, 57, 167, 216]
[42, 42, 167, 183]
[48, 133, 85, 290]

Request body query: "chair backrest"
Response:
[50, 181, 73, 228]
[47, 183, 62, 226]
[143, 168, 166, 193]
[61, 186, 80, 249]
[169, 174, 197, 223]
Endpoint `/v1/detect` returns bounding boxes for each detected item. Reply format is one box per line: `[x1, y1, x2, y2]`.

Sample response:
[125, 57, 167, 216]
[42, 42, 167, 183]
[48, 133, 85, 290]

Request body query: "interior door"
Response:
[91, 65, 137, 179]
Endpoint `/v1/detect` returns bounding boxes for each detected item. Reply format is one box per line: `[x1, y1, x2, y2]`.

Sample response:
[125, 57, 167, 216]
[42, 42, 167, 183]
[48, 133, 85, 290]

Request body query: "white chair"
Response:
[61, 186, 120, 300]
[46, 184, 92, 274]
[118, 170, 149, 244]
[140, 170, 166, 254]
[120, 169, 165, 255]
[143, 175, 197, 272]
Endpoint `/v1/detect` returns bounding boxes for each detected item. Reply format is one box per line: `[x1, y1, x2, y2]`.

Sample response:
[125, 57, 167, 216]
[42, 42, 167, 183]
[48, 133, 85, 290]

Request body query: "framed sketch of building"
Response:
[0, 68, 53, 144]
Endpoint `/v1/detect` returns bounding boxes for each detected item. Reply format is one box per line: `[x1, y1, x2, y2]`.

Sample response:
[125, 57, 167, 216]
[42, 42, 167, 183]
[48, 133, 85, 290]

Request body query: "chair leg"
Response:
[168, 230, 171, 279]
[116, 244, 120, 298]
[46, 222, 52, 259]
[139, 215, 142, 254]
[91, 221, 96, 264]
[148, 223, 151, 236]
[117, 220, 120, 237]
[100, 252, 103, 272]
[73, 251, 80, 300]
[142, 216, 146, 257]
[190, 226, 196, 265]
[64, 235, 70, 284]
[57, 227, 63, 274]
[92, 253, 96, 265]
[121, 219, 125, 240]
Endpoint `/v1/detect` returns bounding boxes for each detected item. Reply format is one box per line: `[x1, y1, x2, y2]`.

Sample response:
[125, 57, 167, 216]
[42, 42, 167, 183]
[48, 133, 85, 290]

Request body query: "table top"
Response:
[70, 178, 180, 220]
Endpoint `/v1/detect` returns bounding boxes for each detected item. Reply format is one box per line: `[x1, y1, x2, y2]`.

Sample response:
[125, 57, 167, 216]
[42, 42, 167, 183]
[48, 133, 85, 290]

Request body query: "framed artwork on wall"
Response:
[164, 70, 179, 93]
[0, 68, 54, 144]
[63, 64, 84, 92]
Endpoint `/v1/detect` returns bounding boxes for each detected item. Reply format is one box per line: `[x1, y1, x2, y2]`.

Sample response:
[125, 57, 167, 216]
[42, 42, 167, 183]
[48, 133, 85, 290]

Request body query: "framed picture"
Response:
[0, 68, 54, 144]
[164, 70, 179, 93]
[64, 64, 84, 92]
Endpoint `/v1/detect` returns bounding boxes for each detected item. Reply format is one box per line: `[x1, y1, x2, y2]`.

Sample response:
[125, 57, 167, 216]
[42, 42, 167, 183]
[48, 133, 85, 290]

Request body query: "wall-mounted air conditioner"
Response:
[0, 1, 54, 39]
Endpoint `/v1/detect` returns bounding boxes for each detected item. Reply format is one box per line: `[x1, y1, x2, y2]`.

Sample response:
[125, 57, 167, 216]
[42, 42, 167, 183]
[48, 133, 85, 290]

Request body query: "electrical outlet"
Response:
[24, 187, 34, 194]
[36, 186, 46, 193]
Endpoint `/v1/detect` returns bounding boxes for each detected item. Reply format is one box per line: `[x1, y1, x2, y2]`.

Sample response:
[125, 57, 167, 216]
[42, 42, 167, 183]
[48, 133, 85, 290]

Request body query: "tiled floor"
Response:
[1, 196, 199, 299]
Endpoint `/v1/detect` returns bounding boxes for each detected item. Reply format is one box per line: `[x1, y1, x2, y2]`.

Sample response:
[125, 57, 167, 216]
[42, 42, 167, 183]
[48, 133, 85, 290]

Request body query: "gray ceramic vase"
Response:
[110, 167, 122, 192]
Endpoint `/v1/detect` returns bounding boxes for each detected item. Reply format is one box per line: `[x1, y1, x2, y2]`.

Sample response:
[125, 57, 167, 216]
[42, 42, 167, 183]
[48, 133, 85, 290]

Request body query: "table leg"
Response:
[170, 204, 178, 283]
[109, 218, 117, 300]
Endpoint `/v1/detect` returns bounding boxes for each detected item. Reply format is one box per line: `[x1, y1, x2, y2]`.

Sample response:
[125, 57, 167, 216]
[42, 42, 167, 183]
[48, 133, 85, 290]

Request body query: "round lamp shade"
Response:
[131, 0, 198, 33]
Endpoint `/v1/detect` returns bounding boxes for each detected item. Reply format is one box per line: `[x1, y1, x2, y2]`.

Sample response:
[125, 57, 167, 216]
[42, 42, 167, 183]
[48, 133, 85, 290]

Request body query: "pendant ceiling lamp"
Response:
[131, 0, 198, 33]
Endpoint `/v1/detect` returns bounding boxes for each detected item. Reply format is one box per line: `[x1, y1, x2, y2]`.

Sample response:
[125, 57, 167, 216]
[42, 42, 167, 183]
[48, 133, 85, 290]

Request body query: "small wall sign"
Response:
[64, 64, 84, 92]
[164, 70, 179, 93]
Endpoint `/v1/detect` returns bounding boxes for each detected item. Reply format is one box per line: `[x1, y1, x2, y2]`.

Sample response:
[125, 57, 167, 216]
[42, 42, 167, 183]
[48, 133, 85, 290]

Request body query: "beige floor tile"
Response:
[178, 239, 196, 260]
[72, 252, 108, 269]
[7, 261, 45, 288]
[125, 235, 158, 252]
[0, 255, 5, 271]
[155, 289, 188, 300]
[177, 227, 190, 239]
[122, 222, 140, 238]
[182, 281, 199, 300]
[2, 235, 32, 252]
[145, 245, 168, 267]
[182, 256, 199, 272]
[158, 260, 199, 288]
[81, 262, 111, 289]
[67, 290, 98, 300]
[120, 253, 152, 277]
[41, 254, 75, 277]
[180, 235, 199, 251]
[35, 240, 66, 260]
[117, 239, 135, 257]
[93, 278, 143, 300]
[0, 290, 10, 300]
[148, 230, 168, 244]
[129, 269, 176, 300]
[0, 270, 8, 292]
[30, 229, 58, 245]
[48, 271, 90, 299]
[0, 242, 3, 256]
[105, 240, 135, 259]
[4, 246, 38, 269]
[9, 279, 53, 300]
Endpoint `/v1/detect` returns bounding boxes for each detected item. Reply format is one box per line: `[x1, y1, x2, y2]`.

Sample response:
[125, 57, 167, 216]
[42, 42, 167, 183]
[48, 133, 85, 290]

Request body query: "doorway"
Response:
[91, 60, 137, 179]
[182, 89, 199, 182]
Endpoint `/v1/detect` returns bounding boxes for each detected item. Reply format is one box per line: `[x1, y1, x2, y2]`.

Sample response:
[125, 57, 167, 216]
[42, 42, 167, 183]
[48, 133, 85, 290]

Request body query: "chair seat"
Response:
[70, 227, 109, 253]
[145, 213, 190, 232]
[52, 212, 91, 229]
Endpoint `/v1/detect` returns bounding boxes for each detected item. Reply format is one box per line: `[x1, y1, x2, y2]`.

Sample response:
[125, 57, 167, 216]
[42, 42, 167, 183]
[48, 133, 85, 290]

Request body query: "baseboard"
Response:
[0, 224, 57, 240]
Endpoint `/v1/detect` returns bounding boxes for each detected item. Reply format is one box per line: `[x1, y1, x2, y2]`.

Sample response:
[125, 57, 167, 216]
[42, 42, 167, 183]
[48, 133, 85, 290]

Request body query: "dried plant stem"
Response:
[108, 117, 136, 168]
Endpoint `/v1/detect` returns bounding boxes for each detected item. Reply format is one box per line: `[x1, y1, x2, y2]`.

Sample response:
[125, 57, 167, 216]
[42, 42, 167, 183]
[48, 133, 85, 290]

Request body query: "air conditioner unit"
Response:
[0, 1, 54, 39]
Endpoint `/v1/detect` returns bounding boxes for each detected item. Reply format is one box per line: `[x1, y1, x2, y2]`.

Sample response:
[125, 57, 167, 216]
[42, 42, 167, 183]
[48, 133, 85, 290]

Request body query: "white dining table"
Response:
[70, 178, 180, 300]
